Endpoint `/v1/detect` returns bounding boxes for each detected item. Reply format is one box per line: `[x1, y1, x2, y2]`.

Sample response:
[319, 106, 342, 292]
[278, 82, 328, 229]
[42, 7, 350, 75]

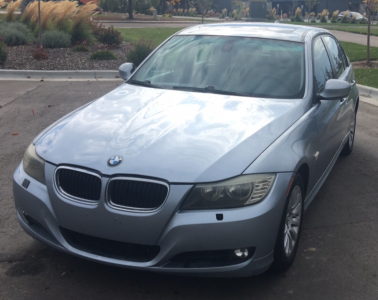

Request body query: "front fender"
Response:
[243, 103, 320, 194]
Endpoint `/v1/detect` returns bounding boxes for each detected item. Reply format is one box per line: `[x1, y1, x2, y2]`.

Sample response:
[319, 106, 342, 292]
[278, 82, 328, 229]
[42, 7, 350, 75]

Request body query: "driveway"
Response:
[1, 81, 378, 300]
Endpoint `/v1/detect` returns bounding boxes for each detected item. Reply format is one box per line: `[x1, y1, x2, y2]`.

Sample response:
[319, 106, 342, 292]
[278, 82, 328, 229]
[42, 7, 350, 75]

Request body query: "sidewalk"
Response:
[330, 30, 378, 47]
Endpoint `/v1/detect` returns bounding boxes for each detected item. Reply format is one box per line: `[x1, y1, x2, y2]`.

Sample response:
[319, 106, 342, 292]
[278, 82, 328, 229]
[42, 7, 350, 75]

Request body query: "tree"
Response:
[128, 0, 133, 19]
[304, 0, 318, 22]
[364, 0, 378, 64]
[291, 0, 299, 17]
[195, 0, 213, 23]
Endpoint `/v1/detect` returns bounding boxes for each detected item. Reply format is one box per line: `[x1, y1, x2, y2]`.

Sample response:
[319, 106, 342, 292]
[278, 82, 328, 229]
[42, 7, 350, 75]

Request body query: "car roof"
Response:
[176, 23, 329, 43]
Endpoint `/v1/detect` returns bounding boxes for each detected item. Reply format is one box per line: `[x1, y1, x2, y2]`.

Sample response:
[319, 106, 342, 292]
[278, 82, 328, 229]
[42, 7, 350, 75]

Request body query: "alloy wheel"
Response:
[284, 186, 302, 257]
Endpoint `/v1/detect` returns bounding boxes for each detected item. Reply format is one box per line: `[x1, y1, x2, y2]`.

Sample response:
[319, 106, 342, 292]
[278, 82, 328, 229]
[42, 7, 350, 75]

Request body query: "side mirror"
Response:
[119, 63, 134, 81]
[317, 79, 351, 100]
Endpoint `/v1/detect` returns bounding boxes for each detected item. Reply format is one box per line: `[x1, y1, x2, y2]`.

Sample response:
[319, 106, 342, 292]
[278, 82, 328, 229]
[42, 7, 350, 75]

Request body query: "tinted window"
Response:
[132, 36, 306, 99]
[313, 38, 334, 93]
[323, 36, 345, 78]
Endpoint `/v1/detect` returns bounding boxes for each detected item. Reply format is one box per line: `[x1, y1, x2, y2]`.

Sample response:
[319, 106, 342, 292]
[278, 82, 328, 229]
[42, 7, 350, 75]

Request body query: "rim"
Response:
[349, 119, 355, 148]
[284, 185, 302, 257]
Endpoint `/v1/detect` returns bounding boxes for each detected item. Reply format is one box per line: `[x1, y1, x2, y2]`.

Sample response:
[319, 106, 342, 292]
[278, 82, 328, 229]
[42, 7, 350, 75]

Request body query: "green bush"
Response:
[71, 19, 95, 44]
[127, 39, 154, 67]
[320, 15, 327, 23]
[360, 18, 368, 24]
[90, 50, 117, 60]
[42, 30, 71, 48]
[0, 22, 33, 46]
[95, 26, 122, 46]
[72, 45, 90, 52]
[0, 42, 7, 65]
[133, 0, 150, 14]
[100, 0, 127, 13]
[294, 14, 304, 22]
[20, 0, 33, 12]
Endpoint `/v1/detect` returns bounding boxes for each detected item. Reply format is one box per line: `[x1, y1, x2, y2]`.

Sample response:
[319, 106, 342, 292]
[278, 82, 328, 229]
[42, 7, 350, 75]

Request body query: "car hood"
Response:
[36, 84, 304, 183]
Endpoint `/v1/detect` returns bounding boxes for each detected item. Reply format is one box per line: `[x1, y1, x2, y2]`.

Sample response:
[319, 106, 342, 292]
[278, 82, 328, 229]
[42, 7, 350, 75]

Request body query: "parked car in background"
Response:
[13, 23, 359, 277]
[338, 11, 367, 22]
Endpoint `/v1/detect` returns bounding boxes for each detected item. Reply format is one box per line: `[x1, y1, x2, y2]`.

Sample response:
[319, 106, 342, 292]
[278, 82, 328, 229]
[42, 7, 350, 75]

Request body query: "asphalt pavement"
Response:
[1, 81, 378, 300]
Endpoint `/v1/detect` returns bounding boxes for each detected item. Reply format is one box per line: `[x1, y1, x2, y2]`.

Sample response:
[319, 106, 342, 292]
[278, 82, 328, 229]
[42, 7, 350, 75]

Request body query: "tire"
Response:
[272, 174, 304, 272]
[340, 112, 356, 156]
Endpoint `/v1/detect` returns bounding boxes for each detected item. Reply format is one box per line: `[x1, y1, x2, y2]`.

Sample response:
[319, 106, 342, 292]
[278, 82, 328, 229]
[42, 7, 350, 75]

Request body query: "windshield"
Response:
[131, 35, 305, 99]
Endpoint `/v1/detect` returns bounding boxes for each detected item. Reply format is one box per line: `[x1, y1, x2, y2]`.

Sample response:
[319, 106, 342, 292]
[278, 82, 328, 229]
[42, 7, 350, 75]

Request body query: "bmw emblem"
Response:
[108, 155, 123, 166]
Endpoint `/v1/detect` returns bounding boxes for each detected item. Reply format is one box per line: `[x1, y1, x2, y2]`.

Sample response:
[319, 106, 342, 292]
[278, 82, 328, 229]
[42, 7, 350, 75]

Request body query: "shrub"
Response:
[294, 7, 304, 22]
[0, 23, 33, 46]
[127, 39, 154, 67]
[311, 19, 316, 23]
[0, 41, 7, 65]
[5, 0, 21, 22]
[42, 30, 72, 48]
[341, 10, 350, 23]
[100, 0, 127, 13]
[330, 10, 339, 23]
[32, 46, 48, 60]
[22, 1, 97, 40]
[90, 50, 117, 60]
[94, 26, 122, 46]
[20, 0, 33, 12]
[72, 45, 90, 52]
[360, 18, 368, 24]
[71, 19, 94, 44]
[133, 0, 149, 14]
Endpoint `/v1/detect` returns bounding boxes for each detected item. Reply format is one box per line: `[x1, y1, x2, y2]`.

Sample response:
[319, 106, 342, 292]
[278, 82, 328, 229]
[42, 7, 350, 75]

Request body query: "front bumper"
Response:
[13, 162, 293, 277]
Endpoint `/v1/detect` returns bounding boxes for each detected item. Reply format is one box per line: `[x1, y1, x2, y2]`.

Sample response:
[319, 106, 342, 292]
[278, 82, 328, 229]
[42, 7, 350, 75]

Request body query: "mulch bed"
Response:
[1, 42, 131, 70]
[352, 61, 378, 68]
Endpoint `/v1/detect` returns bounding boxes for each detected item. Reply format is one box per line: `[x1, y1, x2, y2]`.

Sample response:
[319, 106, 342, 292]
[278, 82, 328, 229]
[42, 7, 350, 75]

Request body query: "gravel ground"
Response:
[1, 43, 131, 70]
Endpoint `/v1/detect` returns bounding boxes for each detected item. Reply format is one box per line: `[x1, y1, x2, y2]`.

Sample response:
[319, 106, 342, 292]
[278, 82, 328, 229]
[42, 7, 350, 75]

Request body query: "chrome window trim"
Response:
[54, 166, 101, 205]
[106, 177, 170, 213]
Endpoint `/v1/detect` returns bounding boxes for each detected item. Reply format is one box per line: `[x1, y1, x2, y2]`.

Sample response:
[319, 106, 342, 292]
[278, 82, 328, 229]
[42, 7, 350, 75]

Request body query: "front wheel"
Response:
[340, 114, 356, 156]
[272, 174, 304, 272]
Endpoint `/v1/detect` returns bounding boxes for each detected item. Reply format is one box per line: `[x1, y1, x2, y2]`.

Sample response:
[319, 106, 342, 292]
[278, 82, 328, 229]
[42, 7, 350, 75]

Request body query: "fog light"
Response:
[234, 248, 249, 258]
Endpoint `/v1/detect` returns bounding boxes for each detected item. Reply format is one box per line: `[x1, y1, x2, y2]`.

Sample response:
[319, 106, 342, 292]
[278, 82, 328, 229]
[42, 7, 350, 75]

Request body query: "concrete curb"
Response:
[357, 84, 378, 99]
[0, 70, 122, 81]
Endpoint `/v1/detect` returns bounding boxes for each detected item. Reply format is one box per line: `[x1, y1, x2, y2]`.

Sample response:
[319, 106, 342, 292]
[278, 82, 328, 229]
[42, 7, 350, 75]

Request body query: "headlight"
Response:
[181, 174, 276, 210]
[23, 143, 46, 184]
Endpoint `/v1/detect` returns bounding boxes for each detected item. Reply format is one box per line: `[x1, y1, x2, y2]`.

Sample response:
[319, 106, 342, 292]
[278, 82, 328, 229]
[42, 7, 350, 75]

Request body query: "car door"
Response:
[310, 36, 350, 182]
[322, 35, 355, 146]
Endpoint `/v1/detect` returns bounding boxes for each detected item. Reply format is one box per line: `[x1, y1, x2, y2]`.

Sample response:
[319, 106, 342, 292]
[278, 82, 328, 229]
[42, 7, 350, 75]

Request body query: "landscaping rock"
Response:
[1, 42, 130, 70]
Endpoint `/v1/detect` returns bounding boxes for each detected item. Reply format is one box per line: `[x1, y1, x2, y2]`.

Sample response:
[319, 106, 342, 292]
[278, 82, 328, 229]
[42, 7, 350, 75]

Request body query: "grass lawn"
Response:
[340, 41, 378, 61]
[118, 27, 182, 46]
[354, 69, 378, 88]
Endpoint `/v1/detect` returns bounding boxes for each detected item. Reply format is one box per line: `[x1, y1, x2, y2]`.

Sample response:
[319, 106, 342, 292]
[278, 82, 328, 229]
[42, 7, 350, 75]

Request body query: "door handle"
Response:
[350, 80, 356, 87]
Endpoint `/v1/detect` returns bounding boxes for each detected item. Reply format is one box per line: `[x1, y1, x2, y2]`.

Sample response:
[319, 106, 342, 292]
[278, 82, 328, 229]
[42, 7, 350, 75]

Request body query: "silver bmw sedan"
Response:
[13, 23, 359, 277]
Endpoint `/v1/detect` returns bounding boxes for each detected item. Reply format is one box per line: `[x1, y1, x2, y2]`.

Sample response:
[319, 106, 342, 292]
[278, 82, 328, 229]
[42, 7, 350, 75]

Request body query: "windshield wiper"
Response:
[128, 79, 161, 89]
[172, 85, 250, 97]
